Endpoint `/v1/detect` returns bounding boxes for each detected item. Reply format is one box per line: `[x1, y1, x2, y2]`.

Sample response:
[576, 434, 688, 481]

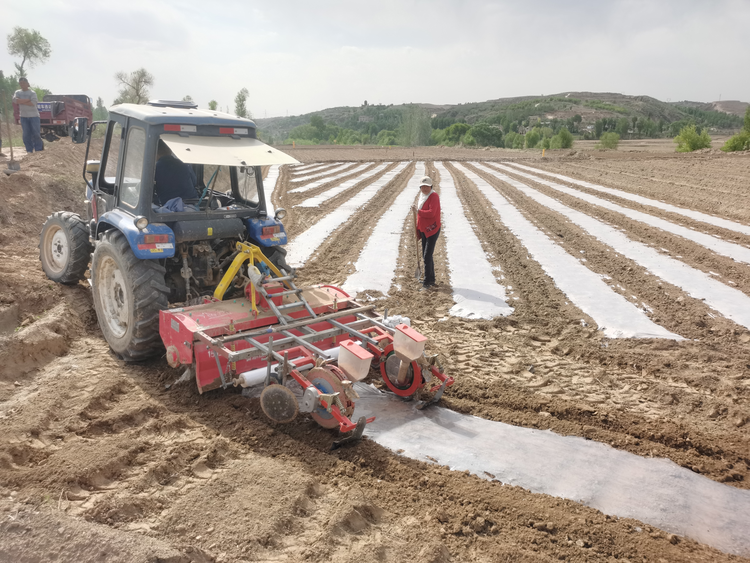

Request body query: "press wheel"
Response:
[308, 366, 354, 429]
[260, 384, 299, 424]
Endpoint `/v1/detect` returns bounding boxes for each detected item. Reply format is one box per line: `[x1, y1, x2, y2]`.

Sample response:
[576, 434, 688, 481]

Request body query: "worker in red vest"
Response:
[412, 175, 441, 290]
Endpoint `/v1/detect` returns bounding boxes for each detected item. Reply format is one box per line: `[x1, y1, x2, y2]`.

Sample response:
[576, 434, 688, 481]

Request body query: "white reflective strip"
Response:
[291, 163, 349, 181]
[343, 163, 426, 295]
[286, 163, 409, 267]
[292, 162, 337, 174]
[263, 165, 280, 214]
[297, 163, 390, 208]
[180, 125, 197, 132]
[506, 161, 750, 236]
[476, 162, 750, 331]
[453, 163, 680, 339]
[435, 162, 513, 319]
[289, 163, 372, 193]
[351, 383, 750, 558]
[493, 163, 750, 266]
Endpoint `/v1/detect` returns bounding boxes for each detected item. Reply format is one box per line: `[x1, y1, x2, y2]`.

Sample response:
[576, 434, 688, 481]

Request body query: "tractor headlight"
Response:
[274, 208, 287, 221]
[134, 216, 149, 230]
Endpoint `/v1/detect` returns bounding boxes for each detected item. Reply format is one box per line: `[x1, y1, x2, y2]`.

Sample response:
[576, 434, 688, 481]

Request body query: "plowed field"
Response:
[0, 142, 748, 563]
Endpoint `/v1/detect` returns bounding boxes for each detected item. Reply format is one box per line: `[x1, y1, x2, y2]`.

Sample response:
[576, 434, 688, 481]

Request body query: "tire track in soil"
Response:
[292, 163, 414, 287]
[493, 164, 750, 302]
[457, 163, 750, 488]
[506, 162, 750, 248]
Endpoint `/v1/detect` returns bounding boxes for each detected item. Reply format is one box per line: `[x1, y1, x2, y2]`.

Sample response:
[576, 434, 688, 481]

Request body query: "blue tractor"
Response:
[38, 100, 298, 361]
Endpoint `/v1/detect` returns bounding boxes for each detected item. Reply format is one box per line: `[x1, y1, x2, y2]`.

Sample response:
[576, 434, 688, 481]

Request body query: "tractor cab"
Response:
[80, 101, 296, 244]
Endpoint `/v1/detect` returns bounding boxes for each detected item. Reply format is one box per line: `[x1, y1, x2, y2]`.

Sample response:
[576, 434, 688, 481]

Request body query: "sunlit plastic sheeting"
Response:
[476, 162, 750, 331]
[286, 162, 409, 267]
[263, 165, 280, 214]
[343, 163, 426, 294]
[297, 163, 391, 208]
[506, 162, 750, 236]
[161, 135, 299, 166]
[352, 383, 750, 557]
[455, 163, 680, 339]
[494, 163, 750, 265]
[435, 162, 513, 319]
[289, 163, 373, 194]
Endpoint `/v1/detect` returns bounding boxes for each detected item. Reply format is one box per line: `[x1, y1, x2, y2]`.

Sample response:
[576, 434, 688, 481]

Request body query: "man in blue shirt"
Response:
[13, 77, 44, 153]
[154, 139, 198, 205]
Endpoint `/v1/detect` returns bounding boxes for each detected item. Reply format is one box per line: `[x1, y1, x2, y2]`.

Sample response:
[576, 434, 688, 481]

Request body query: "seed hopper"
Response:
[160, 242, 454, 445]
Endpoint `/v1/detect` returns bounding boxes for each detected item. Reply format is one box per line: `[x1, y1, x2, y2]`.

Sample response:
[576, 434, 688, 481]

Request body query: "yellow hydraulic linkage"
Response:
[213, 242, 291, 314]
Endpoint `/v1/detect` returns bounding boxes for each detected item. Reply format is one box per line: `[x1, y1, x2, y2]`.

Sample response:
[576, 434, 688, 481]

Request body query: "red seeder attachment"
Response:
[159, 242, 454, 442]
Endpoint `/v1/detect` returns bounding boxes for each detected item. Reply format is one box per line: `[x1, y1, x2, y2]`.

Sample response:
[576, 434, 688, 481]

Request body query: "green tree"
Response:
[615, 117, 630, 138]
[113, 68, 153, 104]
[594, 119, 604, 139]
[720, 107, 750, 152]
[596, 132, 620, 150]
[444, 122, 470, 145]
[467, 123, 503, 147]
[208, 100, 218, 111]
[376, 129, 398, 145]
[182, 95, 193, 103]
[550, 127, 574, 149]
[525, 128, 541, 148]
[6, 27, 51, 76]
[398, 105, 431, 146]
[674, 124, 712, 152]
[721, 132, 750, 152]
[93, 97, 108, 120]
[234, 87, 250, 118]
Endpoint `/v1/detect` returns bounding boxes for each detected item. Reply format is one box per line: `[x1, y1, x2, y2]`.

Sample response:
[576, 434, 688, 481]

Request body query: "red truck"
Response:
[14, 94, 93, 138]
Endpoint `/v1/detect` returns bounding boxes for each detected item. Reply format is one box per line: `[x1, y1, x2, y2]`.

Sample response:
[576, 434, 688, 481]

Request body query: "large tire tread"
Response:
[39, 211, 93, 285]
[93, 230, 169, 362]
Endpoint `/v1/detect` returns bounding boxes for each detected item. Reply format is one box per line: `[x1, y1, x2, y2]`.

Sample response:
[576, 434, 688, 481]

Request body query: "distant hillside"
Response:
[254, 91, 747, 143]
[673, 99, 748, 117]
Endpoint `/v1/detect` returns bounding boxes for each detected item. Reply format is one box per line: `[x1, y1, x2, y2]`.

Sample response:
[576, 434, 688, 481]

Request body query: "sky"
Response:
[2, 0, 748, 118]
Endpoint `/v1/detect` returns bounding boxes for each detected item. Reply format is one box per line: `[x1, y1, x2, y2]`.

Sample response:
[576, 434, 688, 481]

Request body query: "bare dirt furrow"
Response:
[454, 163, 750, 488]
[535, 157, 750, 223]
[292, 163, 415, 286]
[285, 162, 381, 204]
[493, 165, 750, 299]
[506, 163, 750, 250]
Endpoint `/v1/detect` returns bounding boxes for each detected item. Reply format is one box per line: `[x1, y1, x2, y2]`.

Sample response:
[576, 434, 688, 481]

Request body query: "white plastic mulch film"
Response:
[454, 163, 680, 340]
[476, 162, 750, 331]
[343, 162, 426, 295]
[351, 383, 750, 558]
[434, 162, 513, 319]
[161, 135, 299, 167]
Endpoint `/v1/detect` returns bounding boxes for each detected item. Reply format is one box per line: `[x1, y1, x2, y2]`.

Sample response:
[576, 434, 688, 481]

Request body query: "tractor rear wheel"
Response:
[91, 230, 169, 361]
[39, 212, 93, 285]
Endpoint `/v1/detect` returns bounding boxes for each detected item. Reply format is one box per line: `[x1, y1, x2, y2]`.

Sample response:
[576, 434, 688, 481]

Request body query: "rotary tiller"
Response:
[160, 242, 454, 443]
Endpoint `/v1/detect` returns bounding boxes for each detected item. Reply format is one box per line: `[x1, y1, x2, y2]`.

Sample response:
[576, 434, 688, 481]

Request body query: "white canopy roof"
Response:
[161, 135, 299, 166]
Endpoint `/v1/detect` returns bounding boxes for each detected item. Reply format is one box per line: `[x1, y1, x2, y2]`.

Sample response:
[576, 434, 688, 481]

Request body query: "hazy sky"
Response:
[2, 0, 747, 118]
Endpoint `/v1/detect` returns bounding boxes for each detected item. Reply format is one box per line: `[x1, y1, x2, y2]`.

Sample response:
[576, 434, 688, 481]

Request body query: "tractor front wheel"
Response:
[39, 212, 93, 285]
[91, 230, 169, 361]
